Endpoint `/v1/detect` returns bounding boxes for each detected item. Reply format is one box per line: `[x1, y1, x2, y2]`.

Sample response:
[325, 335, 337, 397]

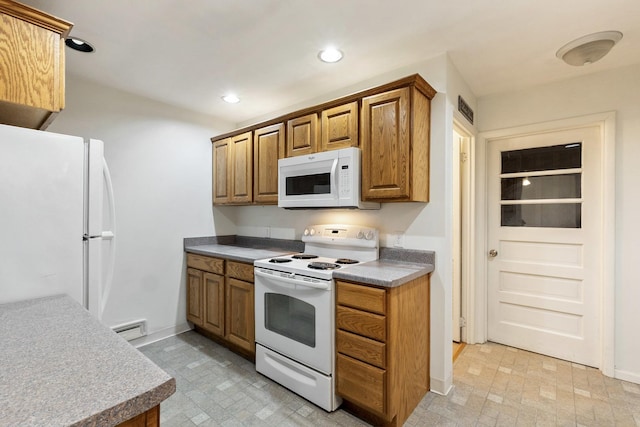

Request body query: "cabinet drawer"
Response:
[187, 254, 224, 274]
[226, 261, 254, 282]
[337, 329, 386, 369]
[337, 281, 386, 314]
[337, 353, 386, 415]
[336, 305, 386, 342]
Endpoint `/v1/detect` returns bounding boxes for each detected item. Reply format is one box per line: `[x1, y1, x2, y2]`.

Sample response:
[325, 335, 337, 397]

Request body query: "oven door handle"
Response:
[254, 269, 330, 290]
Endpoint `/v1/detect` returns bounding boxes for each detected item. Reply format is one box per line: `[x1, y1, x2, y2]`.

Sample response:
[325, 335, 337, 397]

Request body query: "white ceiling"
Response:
[22, 0, 640, 125]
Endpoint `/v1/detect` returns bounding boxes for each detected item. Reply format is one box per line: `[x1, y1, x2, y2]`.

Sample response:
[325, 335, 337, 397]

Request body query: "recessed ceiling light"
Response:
[556, 31, 622, 66]
[222, 94, 240, 104]
[65, 37, 95, 53]
[318, 47, 343, 63]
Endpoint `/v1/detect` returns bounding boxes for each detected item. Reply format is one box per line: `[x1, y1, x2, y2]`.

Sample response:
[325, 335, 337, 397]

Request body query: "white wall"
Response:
[45, 75, 235, 344]
[224, 53, 478, 394]
[477, 63, 640, 383]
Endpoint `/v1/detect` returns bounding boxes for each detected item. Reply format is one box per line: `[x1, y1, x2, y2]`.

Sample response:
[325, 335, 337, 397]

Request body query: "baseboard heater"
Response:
[113, 320, 146, 341]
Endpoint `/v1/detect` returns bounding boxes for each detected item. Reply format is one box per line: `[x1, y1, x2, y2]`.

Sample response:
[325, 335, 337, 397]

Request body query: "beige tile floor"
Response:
[140, 332, 640, 426]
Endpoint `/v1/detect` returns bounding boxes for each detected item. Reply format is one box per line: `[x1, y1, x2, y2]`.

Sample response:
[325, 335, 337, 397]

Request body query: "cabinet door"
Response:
[203, 272, 224, 337]
[186, 268, 204, 326]
[225, 278, 255, 354]
[321, 101, 358, 151]
[0, 3, 72, 129]
[212, 138, 230, 204]
[286, 113, 318, 157]
[230, 131, 253, 204]
[253, 123, 284, 204]
[361, 87, 411, 200]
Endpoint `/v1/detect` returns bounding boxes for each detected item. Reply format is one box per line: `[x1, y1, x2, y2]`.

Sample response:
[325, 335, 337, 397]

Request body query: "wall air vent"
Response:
[113, 320, 146, 341]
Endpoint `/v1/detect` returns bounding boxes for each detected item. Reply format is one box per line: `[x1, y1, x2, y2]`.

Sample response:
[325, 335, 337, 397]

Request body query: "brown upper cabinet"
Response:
[212, 131, 253, 205]
[211, 74, 435, 205]
[321, 101, 359, 152]
[253, 123, 284, 204]
[0, 0, 72, 129]
[286, 113, 318, 157]
[361, 84, 432, 202]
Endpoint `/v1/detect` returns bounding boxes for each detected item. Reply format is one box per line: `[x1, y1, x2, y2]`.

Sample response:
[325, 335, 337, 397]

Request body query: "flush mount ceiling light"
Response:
[556, 31, 622, 66]
[221, 94, 240, 104]
[318, 47, 343, 63]
[65, 37, 95, 53]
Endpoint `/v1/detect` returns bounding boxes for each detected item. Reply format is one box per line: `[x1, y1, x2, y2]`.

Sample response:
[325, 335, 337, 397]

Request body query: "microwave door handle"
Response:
[254, 269, 330, 290]
[331, 158, 339, 196]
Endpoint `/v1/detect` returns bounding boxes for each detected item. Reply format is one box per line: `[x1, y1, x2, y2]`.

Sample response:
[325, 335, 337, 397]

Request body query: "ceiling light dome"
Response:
[318, 47, 343, 63]
[556, 31, 622, 66]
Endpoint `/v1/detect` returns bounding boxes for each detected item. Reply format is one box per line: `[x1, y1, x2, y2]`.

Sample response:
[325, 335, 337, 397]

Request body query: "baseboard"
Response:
[130, 322, 192, 349]
[429, 374, 453, 395]
[615, 368, 640, 385]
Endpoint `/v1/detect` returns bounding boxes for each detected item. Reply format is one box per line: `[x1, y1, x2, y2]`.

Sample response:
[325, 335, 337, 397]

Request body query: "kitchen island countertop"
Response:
[0, 295, 175, 427]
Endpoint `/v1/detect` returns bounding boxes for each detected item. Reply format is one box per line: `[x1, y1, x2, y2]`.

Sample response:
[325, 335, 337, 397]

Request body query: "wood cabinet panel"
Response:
[336, 305, 386, 342]
[230, 131, 253, 204]
[227, 261, 254, 282]
[361, 86, 430, 202]
[337, 329, 386, 369]
[187, 254, 224, 274]
[287, 113, 318, 157]
[361, 87, 411, 200]
[0, 0, 72, 129]
[203, 272, 224, 336]
[212, 138, 230, 203]
[186, 268, 203, 326]
[337, 281, 386, 314]
[116, 405, 159, 427]
[225, 277, 255, 354]
[321, 101, 358, 151]
[253, 123, 284, 204]
[337, 353, 386, 415]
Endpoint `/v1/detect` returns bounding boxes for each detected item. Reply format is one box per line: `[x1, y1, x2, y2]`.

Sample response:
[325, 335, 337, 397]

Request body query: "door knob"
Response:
[489, 249, 498, 258]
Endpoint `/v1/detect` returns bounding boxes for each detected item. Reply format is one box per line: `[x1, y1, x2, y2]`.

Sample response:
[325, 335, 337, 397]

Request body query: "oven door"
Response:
[254, 267, 333, 374]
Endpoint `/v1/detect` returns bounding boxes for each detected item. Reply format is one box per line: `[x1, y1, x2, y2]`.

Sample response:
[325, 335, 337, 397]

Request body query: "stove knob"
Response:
[357, 230, 364, 239]
[303, 228, 309, 236]
[309, 228, 316, 236]
[365, 230, 375, 240]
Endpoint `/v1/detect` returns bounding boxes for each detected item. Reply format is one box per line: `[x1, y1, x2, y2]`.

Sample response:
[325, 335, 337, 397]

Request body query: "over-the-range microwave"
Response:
[278, 147, 380, 209]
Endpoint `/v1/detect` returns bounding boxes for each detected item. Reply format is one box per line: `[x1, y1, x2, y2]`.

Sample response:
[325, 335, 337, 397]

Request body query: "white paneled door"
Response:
[487, 125, 602, 367]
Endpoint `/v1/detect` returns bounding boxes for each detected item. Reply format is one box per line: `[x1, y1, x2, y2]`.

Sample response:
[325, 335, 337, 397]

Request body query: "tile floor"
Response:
[139, 332, 640, 426]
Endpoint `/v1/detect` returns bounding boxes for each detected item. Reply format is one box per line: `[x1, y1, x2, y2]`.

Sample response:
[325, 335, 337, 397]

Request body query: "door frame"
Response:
[475, 112, 615, 376]
[452, 121, 474, 343]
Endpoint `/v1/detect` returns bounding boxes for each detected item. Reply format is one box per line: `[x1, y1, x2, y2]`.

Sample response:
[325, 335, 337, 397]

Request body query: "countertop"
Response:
[0, 295, 175, 427]
[184, 243, 293, 263]
[184, 236, 434, 288]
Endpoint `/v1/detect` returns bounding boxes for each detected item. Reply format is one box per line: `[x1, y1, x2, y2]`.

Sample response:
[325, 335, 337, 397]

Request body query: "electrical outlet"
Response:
[393, 232, 405, 248]
[265, 226, 271, 238]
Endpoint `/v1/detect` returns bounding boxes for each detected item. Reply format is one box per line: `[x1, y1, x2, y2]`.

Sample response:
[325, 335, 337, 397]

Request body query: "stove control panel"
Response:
[302, 224, 378, 248]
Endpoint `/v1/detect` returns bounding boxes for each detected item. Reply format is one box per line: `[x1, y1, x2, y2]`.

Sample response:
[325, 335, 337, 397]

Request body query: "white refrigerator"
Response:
[0, 123, 115, 320]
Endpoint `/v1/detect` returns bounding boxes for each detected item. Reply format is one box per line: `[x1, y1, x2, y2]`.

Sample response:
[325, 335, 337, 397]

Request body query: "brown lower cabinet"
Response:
[116, 405, 159, 427]
[186, 253, 255, 357]
[336, 276, 430, 427]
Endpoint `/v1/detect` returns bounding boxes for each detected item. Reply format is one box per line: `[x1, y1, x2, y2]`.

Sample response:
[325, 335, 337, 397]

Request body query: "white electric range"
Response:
[253, 224, 379, 412]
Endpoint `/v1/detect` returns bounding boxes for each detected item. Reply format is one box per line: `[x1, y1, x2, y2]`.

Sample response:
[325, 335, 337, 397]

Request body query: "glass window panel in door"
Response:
[501, 174, 581, 200]
[501, 204, 581, 228]
[501, 143, 581, 173]
[264, 293, 315, 347]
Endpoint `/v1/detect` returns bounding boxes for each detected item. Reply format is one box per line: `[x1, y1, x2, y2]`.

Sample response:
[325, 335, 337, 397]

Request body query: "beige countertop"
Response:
[0, 295, 175, 427]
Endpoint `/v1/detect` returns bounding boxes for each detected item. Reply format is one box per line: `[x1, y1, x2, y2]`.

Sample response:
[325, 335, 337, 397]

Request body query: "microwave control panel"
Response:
[338, 158, 352, 198]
